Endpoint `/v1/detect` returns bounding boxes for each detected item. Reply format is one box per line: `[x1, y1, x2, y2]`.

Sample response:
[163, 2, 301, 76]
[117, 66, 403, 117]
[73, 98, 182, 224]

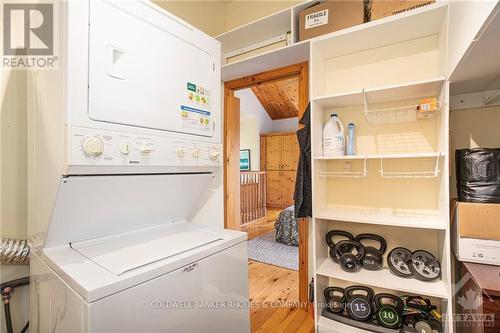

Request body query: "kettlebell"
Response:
[374, 293, 404, 329]
[345, 285, 374, 322]
[325, 230, 354, 263]
[335, 240, 365, 272]
[324, 287, 345, 314]
[355, 233, 387, 271]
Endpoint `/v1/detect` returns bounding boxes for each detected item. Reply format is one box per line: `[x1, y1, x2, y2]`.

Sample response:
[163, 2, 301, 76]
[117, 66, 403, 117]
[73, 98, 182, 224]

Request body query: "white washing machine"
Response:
[27, 1, 250, 332]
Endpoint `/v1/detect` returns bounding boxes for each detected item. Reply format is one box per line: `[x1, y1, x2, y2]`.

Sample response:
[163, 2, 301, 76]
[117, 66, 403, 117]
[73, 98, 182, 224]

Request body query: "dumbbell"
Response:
[345, 285, 375, 322]
[324, 287, 345, 314]
[325, 230, 355, 263]
[374, 293, 404, 329]
[355, 233, 387, 271]
[334, 240, 365, 273]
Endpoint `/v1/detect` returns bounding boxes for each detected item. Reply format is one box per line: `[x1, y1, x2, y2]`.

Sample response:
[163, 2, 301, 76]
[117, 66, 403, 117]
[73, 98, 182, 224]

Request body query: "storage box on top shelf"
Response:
[367, 0, 435, 21]
[451, 199, 500, 266]
[298, 1, 365, 42]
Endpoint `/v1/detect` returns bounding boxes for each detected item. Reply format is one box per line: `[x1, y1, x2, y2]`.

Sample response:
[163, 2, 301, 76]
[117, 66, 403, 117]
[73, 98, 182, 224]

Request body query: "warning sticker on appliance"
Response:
[181, 105, 211, 132]
[305, 9, 329, 29]
[186, 82, 212, 109]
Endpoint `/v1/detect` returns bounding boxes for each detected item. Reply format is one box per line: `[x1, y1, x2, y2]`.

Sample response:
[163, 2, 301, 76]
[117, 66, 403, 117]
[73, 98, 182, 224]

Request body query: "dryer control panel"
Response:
[68, 126, 222, 170]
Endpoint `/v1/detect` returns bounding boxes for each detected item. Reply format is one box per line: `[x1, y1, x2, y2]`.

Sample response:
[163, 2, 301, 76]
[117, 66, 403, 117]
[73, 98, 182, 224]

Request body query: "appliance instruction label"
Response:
[305, 9, 329, 29]
[181, 105, 211, 132]
[186, 82, 211, 109]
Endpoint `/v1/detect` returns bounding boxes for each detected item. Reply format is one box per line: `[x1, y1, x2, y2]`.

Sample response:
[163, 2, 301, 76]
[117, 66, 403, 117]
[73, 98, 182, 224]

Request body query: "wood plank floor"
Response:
[248, 260, 314, 332]
[242, 208, 282, 240]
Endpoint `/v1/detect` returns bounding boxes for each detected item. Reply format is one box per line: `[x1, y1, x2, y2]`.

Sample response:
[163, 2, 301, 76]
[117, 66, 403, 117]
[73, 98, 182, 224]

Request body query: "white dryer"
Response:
[27, 1, 250, 332]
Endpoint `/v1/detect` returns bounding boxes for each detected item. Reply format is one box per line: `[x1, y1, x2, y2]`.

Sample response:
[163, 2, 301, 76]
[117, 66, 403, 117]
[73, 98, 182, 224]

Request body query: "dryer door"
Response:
[88, 1, 217, 137]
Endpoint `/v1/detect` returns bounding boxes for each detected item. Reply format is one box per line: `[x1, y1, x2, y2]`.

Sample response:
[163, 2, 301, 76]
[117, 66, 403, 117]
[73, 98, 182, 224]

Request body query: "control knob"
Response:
[176, 147, 186, 158]
[192, 148, 200, 159]
[208, 147, 220, 161]
[119, 143, 131, 155]
[82, 136, 104, 157]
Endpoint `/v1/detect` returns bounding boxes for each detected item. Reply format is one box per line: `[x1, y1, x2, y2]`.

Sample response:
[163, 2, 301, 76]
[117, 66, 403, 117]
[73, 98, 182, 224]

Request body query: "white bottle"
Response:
[323, 113, 345, 157]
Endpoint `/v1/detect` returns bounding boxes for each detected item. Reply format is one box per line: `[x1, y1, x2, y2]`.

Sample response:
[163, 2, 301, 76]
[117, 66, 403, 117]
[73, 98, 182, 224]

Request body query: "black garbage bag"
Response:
[456, 148, 500, 203]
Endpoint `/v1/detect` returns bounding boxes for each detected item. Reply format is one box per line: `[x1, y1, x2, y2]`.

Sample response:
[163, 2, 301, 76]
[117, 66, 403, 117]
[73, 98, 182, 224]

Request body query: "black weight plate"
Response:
[348, 297, 372, 321]
[410, 250, 441, 281]
[376, 306, 401, 329]
[388, 247, 413, 278]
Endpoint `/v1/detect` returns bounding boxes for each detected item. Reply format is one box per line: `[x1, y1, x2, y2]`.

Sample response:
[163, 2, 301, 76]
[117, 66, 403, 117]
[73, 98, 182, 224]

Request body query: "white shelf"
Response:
[318, 316, 367, 333]
[316, 258, 449, 299]
[313, 77, 446, 108]
[221, 40, 310, 81]
[215, 8, 292, 54]
[311, 3, 447, 59]
[314, 152, 442, 161]
[315, 206, 445, 230]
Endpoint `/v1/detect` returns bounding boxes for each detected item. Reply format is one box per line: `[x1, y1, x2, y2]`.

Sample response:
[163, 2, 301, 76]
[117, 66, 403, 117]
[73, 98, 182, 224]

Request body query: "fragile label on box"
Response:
[305, 9, 329, 29]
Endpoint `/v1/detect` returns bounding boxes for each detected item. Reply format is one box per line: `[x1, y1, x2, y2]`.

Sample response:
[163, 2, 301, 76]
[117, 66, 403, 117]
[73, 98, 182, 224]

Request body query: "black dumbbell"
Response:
[374, 293, 404, 329]
[345, 285, 374, 322]
[325, 230, 354, 263]
[355, 233, 387, 271]
[335, 240, 365, 273]
[324, 287, 345, 314]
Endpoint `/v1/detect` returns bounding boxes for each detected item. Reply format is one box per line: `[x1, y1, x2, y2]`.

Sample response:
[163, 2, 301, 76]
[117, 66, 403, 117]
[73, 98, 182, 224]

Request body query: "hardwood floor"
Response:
[242, 208, 282, 240]
[248, 260, 314, 332]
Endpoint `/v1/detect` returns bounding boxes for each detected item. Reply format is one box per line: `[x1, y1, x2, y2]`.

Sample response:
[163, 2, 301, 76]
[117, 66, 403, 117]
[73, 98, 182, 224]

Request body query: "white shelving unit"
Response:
[309, 3, 453, 332]
[215, 1, 497, 332]
[216, 0, 318, 81]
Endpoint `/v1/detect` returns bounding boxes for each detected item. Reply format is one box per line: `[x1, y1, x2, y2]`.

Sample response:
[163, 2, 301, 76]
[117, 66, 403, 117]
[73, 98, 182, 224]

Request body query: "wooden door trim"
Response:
[224, 62, 310, 305]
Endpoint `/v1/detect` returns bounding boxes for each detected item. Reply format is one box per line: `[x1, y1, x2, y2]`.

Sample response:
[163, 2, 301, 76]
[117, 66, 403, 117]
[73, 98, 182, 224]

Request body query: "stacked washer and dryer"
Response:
[27, 1, 250, 332]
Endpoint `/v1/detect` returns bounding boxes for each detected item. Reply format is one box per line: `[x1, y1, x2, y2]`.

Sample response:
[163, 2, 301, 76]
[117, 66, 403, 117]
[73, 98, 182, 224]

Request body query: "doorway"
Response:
[223, 62, 309, 311]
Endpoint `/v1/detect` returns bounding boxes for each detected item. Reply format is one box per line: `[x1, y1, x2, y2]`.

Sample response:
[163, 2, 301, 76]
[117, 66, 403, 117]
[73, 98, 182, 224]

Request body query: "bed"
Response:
[274, 206, 299, 246]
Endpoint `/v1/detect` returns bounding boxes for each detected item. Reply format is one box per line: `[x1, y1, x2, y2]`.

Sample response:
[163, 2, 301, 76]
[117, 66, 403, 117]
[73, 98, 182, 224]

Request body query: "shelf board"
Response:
[221, 40, 310, 81]
[316, 258, 449, 299]
[215, 8, 292, 54]
[318, 316, 367, 333]
[313, 77, 446, 108]
[314, 152, 442, 161]
[311, 3, 448, 59]
[315, 206, 445, 230]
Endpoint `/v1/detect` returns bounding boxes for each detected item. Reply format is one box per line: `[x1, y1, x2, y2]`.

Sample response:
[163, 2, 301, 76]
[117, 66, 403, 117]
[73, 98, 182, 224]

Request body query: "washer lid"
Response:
[71, 223, 224, 276]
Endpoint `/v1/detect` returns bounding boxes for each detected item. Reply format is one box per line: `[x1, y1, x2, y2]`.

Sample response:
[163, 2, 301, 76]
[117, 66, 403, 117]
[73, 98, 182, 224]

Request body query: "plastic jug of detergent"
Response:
[323, 114, 345, 157]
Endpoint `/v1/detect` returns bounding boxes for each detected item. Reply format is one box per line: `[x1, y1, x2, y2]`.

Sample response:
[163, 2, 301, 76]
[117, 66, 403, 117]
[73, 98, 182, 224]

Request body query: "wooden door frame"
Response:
[223, 62, 310, 305]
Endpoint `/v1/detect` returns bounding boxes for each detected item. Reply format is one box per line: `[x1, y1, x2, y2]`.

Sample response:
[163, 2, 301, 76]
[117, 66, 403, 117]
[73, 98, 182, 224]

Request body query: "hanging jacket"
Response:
[294, 103, 312, 218]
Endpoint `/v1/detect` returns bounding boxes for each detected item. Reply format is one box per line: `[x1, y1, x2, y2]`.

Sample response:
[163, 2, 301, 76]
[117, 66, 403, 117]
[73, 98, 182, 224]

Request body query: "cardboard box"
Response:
[451, 200, 500, 266]
[299, 1, 365, 42]
[368, 0, 435, 21]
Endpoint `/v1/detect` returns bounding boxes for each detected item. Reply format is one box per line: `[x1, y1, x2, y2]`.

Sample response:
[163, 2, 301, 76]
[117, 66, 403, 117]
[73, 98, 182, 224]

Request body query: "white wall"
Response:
[450, 105, 500, 197]
[240, 116, 261, 171]
[237, 88, 298, 172]
[1, 69, 30, 332]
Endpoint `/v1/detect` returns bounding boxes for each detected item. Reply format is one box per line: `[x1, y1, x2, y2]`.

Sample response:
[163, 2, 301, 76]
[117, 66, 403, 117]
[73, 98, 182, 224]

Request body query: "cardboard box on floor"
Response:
[451, 199, 500, 266]
[368, 0, 435, 21]
[298, 1, 365, 42]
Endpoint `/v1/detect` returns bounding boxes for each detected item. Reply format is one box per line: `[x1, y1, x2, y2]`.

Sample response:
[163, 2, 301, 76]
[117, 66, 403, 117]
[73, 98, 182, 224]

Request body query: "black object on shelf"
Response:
[321, 309, 400, 333]
[456, 148, 500, 203]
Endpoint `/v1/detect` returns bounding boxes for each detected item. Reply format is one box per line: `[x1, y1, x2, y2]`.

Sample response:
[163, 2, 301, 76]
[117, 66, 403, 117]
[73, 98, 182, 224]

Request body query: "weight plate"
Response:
[388, 247, 413, 278]
[410, 250, 441, 281]
[415, 321, 433, 333]
[348, 297, 372, 321]
[376, 306, 401, 329]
